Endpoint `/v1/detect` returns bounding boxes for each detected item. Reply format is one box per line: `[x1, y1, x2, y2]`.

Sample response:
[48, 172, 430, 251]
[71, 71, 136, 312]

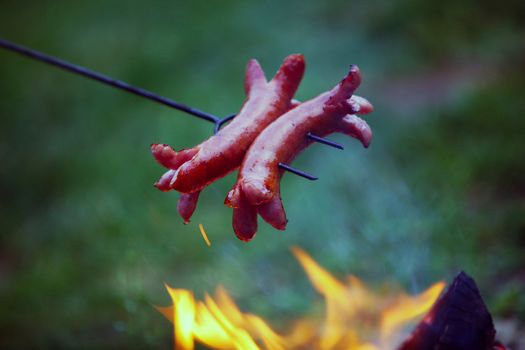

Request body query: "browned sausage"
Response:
[225, 65, 373, 241]
[177, 192, 200, 224]
[151, 54, 305, 222]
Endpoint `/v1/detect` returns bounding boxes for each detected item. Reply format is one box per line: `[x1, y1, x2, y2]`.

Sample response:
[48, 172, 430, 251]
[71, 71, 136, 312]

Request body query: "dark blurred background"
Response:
[1, 0, 524, 348]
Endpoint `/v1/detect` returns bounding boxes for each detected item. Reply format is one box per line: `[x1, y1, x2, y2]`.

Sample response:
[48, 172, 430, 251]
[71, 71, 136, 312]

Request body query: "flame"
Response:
[158, 247, 445, 350]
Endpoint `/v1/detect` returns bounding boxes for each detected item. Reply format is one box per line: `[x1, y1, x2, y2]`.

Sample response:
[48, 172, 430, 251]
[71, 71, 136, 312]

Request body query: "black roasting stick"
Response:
[0, 37, 346, 180]
[0, 38, 220, 125]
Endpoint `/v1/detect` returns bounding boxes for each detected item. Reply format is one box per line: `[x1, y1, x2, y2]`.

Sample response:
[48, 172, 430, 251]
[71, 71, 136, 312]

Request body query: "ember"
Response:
[198, 224, 212, 247]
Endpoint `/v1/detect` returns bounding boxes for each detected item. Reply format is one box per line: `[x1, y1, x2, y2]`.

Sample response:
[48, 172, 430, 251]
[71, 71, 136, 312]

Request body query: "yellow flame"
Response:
[380, 281, 445, 341]
[158, 246, 445, 350]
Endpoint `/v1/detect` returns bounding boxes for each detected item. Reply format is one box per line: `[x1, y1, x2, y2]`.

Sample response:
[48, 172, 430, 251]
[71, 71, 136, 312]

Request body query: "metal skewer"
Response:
[278, 163, 318, 180]
[0, 37, 329, 180]
[307, 133, 344, 150]
[0, 38, 223, 124]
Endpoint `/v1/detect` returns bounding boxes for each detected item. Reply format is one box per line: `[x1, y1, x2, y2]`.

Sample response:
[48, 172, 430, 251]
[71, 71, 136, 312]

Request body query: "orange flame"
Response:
[157, 247, 445, 350]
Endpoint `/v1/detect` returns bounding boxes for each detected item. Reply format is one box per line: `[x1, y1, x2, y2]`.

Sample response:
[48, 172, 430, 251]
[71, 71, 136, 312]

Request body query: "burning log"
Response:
[398, 271, 508, 350]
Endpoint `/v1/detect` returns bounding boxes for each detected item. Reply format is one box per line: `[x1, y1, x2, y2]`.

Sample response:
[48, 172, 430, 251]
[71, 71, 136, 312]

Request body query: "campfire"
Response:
[156, 247, 507, 350]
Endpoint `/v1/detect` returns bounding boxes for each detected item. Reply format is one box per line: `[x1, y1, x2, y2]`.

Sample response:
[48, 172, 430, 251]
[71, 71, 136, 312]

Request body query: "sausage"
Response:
[151, 54, 305, 222]
[177, 192, 200, 224]
[225, 65, 373, 241]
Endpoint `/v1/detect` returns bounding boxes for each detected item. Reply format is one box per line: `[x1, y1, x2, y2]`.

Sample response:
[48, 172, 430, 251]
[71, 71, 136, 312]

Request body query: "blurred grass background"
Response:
[0, 0, 524, 348]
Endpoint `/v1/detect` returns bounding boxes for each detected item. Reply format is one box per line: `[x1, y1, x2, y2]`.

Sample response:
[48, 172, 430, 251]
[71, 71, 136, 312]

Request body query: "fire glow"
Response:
[156, 247, 445, 350]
